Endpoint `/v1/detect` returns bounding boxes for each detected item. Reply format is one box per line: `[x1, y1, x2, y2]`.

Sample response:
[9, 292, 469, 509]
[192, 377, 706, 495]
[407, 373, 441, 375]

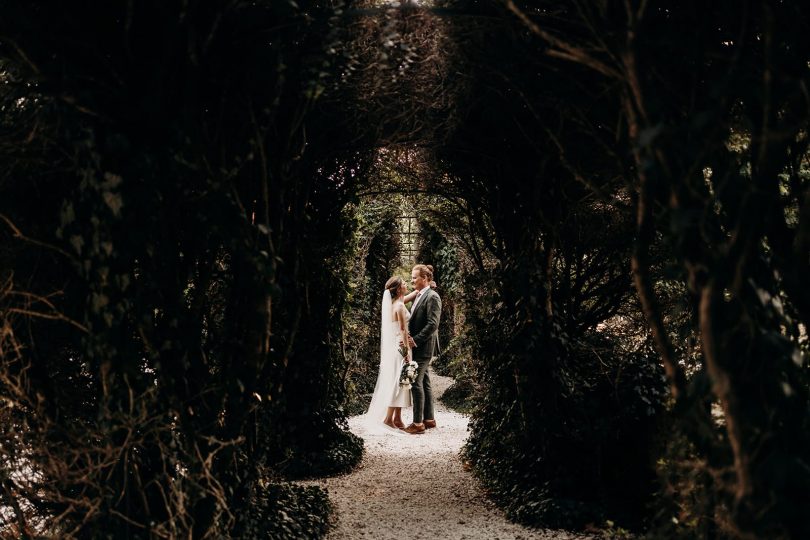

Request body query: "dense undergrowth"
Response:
[1, 2, 809, 539]
[240, 482, 334, 539]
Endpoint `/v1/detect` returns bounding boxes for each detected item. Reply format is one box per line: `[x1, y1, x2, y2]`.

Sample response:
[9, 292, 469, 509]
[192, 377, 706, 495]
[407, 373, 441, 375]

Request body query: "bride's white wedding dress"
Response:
[389, 309, 412, 408]
[360, 291, 412, 434]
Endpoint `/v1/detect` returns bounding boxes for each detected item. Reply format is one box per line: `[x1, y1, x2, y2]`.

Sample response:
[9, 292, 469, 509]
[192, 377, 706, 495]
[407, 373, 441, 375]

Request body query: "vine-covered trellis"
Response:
[397, 214, 420, 265]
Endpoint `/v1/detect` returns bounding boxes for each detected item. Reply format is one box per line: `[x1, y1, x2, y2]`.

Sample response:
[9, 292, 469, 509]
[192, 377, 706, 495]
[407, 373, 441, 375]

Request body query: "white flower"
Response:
[399, 360, 419, 386]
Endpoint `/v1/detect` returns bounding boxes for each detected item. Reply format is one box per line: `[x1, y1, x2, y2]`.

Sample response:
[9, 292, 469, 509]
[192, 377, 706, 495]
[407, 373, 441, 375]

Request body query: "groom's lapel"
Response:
[411, 293, 423, 318]
[412, 289, 431, 317]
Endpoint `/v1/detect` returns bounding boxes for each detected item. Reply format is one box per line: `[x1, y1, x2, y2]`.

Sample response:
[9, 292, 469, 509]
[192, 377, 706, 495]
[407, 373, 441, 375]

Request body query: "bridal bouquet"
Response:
[399, 359, 419, 389]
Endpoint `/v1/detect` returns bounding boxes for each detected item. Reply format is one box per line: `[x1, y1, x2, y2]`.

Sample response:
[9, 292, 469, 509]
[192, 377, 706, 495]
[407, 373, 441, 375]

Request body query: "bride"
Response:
[364, 276, 417, 430]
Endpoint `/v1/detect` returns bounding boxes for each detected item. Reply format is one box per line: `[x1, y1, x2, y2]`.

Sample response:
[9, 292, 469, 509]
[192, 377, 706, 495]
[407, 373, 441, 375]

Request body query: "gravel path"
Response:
[305, 371, 592, 540]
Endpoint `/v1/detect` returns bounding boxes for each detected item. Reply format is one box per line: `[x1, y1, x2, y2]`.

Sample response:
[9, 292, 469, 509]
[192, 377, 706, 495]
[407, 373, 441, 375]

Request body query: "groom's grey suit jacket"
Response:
[408, 288, 442, 360]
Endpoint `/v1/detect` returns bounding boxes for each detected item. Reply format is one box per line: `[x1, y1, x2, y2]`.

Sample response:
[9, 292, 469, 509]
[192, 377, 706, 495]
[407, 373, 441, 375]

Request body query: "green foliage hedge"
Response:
[240, 482, 333, 539]
[438, 378, 477, 415]
[276, 413, 364, 480]
[463, 295, 668, 530]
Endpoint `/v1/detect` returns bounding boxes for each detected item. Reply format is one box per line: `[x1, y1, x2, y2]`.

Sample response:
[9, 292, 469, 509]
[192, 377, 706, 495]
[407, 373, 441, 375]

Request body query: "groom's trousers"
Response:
[412, 357, 434, 424]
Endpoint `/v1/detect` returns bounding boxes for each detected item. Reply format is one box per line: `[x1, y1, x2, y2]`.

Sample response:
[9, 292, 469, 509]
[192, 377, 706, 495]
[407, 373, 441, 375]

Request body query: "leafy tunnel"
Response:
[1, 1, 809, 539]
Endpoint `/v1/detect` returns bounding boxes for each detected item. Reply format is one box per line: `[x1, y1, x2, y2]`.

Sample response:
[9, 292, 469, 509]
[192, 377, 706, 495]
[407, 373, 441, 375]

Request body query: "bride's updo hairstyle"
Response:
[385, 276, 404, 300]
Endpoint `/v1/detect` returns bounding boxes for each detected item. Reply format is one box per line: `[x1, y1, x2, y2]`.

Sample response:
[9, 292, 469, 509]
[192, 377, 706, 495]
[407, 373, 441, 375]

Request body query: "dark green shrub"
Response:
[464, 326, 668, 531]
[648, 427, 720, 539]
[240, 482, 333, 540]
[439, 378, 477, 415]
[341, 393, 372, 418]
[275, 412, 364, 480]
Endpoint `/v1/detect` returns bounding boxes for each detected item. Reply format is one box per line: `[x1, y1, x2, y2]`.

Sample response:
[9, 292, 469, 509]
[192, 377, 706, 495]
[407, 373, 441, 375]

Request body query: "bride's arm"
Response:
[403, 281, 437, 304]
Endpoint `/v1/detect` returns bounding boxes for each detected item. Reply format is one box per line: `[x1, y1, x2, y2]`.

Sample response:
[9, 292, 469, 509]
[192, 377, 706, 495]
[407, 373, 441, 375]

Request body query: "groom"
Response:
[404, 264, 442, 435]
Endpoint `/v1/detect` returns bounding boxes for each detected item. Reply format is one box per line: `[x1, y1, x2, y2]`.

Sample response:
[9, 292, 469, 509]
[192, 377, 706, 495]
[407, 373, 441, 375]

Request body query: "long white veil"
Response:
[358, 290, 403, 435]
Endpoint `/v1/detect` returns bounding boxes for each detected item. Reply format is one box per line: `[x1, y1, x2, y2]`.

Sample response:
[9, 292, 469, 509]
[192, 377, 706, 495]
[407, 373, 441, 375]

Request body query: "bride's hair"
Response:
[385, 276, 404, 299]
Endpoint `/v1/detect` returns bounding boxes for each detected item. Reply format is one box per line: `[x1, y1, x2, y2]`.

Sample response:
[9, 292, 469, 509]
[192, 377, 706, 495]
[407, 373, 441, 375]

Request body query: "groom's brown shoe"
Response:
[424, 419, 437, 429]
[404, 423, 426, 434]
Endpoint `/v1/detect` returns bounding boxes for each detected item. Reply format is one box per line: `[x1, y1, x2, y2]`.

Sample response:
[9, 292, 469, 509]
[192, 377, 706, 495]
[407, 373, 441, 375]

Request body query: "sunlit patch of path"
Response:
[304, 372, 593, 540]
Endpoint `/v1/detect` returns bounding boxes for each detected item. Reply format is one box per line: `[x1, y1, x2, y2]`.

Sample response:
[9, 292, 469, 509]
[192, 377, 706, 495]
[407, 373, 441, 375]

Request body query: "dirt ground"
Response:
[303, 372, 593, 540]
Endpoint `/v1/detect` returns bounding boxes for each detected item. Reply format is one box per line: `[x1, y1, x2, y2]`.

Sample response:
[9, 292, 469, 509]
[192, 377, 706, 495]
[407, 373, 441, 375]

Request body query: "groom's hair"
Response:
[412, 264, 433, 281]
